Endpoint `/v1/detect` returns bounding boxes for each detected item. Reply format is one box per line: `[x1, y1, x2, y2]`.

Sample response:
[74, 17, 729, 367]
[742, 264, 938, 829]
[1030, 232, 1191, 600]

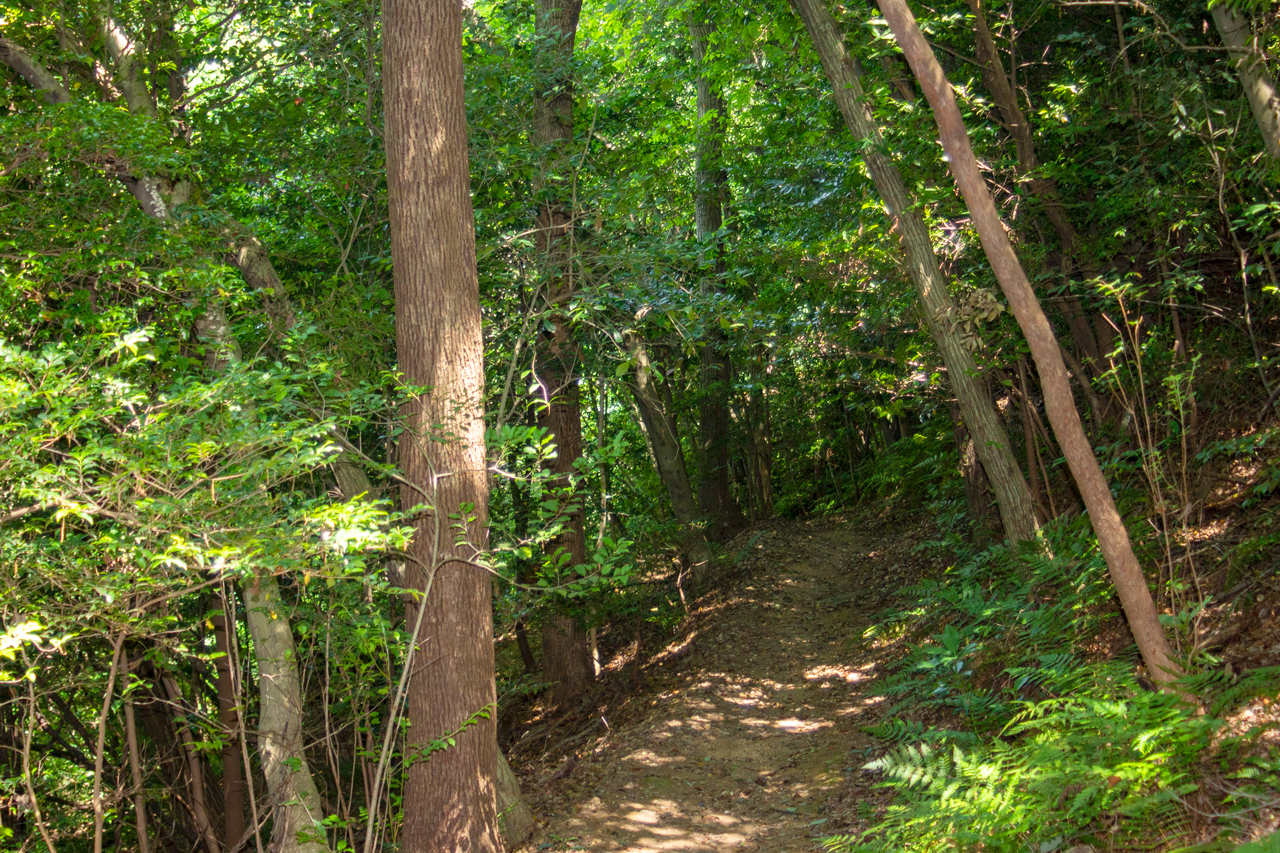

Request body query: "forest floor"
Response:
[510, 512, 946, 852]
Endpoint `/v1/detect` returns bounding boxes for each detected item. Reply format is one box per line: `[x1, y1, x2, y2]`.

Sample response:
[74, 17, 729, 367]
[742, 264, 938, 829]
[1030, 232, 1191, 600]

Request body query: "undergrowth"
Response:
[829, 431, 1280, 853]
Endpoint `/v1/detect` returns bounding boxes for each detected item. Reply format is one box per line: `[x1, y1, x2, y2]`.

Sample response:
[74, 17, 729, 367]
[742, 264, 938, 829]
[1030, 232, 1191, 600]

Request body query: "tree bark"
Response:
[530, 0, 595, 707]
[792, 0, 1040, 545]
[332, 459, 532, 851]
[1210, 3, 1280, 162]
[240, 577, 326, 853]
[743, 345, 773, 520]
[625, 333, 713, 575]
[383, 0, 501, 847]
[879, 0, 1182, 685]
[211, 599, 244, 850]
[689, 8, 744, 545]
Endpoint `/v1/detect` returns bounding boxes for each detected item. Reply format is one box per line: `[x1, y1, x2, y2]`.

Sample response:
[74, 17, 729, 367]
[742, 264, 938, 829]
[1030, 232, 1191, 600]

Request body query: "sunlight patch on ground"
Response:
[774, 717, 832, 733]
[804, 662, 873, 683]
[836, 694, 886, 715]
[624, 748, 686, 767]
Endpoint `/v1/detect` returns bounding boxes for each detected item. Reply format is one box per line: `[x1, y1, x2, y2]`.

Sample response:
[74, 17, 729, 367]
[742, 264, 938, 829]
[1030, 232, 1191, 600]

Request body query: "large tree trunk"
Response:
[331, 458, 533, 850]
[879, 0, 1182, 686]
[531, 0, 595, 707]
[792, 0, 1040, 545]
[689, 8, 744, 545]
[1210, 3, 1280, 162]
[382, 0, 501, 848]
[625, 333, 713, 575]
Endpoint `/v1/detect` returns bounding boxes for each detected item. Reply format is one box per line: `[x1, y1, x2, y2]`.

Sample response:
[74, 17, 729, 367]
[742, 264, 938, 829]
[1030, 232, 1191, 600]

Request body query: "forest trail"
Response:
[519, 515, 937, 852]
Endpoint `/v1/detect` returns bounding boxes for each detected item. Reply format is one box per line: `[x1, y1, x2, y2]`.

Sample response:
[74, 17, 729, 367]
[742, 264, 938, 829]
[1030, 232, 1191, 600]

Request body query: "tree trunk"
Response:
[531, 0, 595, 707]
[744, 347, 773, 520]
[210, 601, 244, 850]
[625, 332, 713, 575]
[964, 0, 1077, 256]
[495, 744, 535, 850]
[1210, 3, 1280, 162]
[879, 0, 1182, 686]
[382, 0, 500, 847]
[689, 8, 744, 545]
[792, 0, 1040, 545]
[239, 577, 326, 853]
[334, 461, 532, 851]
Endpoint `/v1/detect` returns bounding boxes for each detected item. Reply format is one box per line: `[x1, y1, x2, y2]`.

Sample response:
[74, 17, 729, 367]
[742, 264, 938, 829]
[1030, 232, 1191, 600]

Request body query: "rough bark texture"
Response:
[625, 333, 713, 574]
[383, 0, 501, 848]
[879, 0, 1182, 685]
[332, 462, 531, 850]
[689, 9, 743, 545]
[531, 0, 595, 707]
[1211, 3, 1280, 162]
[495, 741, 535, 850]
[792, 0, 1039, 545]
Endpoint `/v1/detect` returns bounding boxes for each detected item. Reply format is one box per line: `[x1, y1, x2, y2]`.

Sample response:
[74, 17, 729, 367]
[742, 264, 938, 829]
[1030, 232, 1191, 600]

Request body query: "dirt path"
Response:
[518, 516, 932, 852]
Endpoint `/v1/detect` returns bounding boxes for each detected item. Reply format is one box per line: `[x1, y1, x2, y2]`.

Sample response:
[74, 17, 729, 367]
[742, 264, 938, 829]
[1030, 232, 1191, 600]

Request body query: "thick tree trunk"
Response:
[880, 0, 1182, 686]
[334, 461, 532, 850]
[625, 333, 713, 574]
[530, 0, 595, 707]
[1211, 3, 1280, 162]
[792, 0, 1039, 545]
[689, 8, 744, 545]
[383, 0, 501, 847]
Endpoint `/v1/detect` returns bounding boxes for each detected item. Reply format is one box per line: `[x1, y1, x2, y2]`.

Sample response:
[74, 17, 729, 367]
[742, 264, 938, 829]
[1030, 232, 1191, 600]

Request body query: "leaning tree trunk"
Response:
[625, 333, 714, 576]
[689, 7, 744, 545]
[1210, 3, 1280, 162]
[383, 0, 501, 848]
[879, 0, 1183, 686]
[531, 0, 595, 707]
[792, 0, 1040, 545]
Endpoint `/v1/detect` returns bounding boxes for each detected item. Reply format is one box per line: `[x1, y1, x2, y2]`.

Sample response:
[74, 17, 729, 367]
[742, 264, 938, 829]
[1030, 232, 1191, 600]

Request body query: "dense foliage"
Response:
[2, 0, 1280, 848]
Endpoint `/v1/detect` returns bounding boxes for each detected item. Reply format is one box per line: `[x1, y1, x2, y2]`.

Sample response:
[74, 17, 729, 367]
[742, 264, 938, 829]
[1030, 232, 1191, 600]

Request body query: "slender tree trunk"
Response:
[625, 333, 713, 575]
[879, 0, 1182, 685]
[1210, 3, 1280, 162]
[211, 599, 244, 850]
[123, 684, 151, 853]
[744, 345, 773, 520]
[689, 8, 744, 545]
[382, 0, 501, 847]
[964, 0, 1077, 255]
[239, 578, 325, 853]
[792, 0, 1040, 545]
[531, 0, 595, 707]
